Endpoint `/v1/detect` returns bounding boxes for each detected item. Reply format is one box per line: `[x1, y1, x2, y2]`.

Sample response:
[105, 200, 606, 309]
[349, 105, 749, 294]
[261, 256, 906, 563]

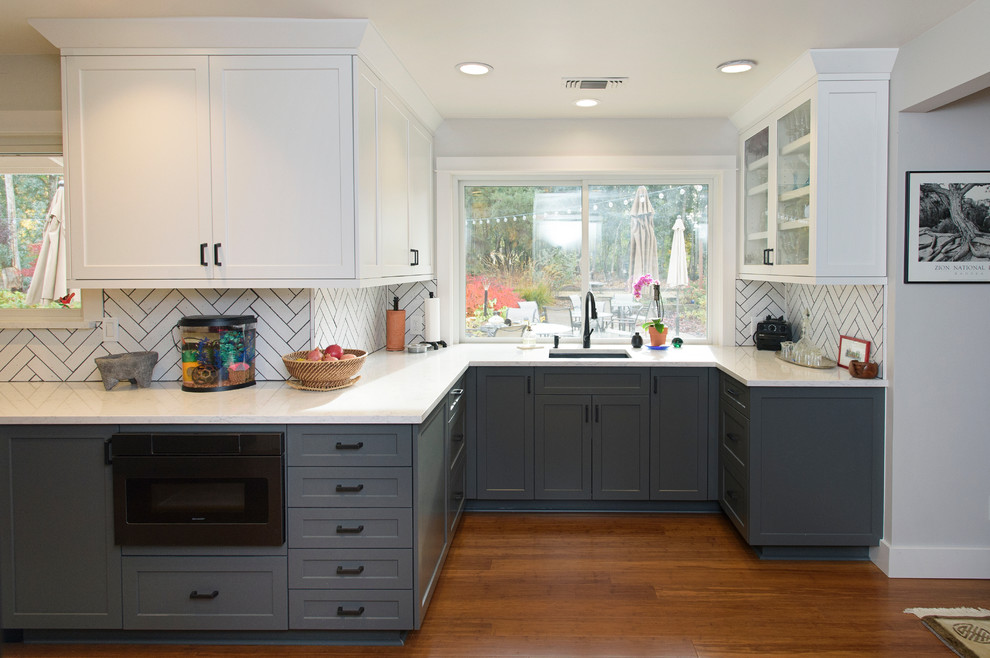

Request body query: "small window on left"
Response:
[0, 155, 97, 327]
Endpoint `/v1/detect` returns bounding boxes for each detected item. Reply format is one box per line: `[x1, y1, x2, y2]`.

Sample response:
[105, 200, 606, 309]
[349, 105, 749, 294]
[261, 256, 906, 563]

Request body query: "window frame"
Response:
[453, 168, 724, 345]
[0, 154, 102, 329]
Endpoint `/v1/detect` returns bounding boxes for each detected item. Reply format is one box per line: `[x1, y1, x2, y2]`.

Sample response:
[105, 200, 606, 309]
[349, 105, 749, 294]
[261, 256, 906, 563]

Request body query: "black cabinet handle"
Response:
[595, 405, 600, 423]
[104, 439, 113, 465]
[199, 243, 209, 266]
[335, 441, 364, 450]
[213, 242, 222, 266]
[336, 565, 365, 575]
[336, 605, 366, 617]
[725, 387, 741, 399]
[763, 248, 774, 266]
[653, 376, 658, 395]
[451, 433, 464, 442]
[335, 484, 365, 493]
[335, 524, 365, 534]
[527, 376, 531, 394]
[584, 405, 589, 423]
[189, 590, 219, 600]
[410, 249, 419, 266]
[726, 433, 740, 443]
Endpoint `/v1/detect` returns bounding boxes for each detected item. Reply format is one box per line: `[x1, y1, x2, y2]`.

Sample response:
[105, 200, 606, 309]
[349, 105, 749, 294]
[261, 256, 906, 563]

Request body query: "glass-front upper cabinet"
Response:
[741, 127, 769, 266]
[735, 50, 894, 283]
[775, 99, 811, 266]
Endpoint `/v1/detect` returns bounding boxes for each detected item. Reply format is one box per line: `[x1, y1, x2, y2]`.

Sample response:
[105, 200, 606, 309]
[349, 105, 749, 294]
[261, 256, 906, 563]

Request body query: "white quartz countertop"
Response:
[0, 344, 884, 425]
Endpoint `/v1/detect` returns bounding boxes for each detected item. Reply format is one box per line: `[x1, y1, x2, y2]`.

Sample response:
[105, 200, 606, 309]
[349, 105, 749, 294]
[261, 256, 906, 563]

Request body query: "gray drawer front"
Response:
[719, 405, 749, 472]
[289, 549, 412, 589]
[121, 557, 287, 630]
[287, 426, 412, 467]
[288, 467, 412, 508]
[289, 589, 413, 630]
[719, 464, 748, 535]
[287, 507, 413, 549]
[535, 368, 649, 395]
[719, 373, 750, 416]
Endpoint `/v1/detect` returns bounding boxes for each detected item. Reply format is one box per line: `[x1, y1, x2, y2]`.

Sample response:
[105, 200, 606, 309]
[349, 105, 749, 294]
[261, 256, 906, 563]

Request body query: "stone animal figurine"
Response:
[94, 351, 159, 390]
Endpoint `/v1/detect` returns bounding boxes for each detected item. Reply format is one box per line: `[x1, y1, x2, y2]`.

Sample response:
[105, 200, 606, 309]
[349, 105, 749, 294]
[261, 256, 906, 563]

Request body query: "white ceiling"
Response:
[0, 0, 977, 119]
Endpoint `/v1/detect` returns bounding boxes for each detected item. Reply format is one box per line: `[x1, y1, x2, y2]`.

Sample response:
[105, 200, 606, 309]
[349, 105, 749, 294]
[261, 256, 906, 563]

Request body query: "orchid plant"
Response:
[632, 274, 665, 332]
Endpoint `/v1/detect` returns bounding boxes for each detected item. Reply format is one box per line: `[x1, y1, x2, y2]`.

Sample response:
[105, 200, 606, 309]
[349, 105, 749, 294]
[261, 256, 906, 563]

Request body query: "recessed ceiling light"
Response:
[457, 62, 493, 76]
[716, 59, 756, 74]
[574, 98, 600, 108]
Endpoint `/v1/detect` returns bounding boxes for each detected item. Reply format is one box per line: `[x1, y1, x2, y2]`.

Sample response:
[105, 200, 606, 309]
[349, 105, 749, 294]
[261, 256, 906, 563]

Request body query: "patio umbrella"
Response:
[628, 186, 659, 288]
[24, 181, 68, 306]
[666, 216, 689, 335]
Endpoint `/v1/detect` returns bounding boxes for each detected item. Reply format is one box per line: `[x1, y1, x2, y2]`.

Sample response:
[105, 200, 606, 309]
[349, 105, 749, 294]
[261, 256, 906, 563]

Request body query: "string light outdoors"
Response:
[465, 185, 704, 225]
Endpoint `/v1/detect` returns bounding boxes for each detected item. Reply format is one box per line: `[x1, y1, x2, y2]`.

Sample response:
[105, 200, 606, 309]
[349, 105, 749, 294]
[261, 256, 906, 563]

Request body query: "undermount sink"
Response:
[548, 349, 631, 359]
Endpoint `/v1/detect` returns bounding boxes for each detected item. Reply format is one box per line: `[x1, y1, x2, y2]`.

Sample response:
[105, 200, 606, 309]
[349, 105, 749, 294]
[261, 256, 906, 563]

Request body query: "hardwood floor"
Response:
[5, 512, 988, 657]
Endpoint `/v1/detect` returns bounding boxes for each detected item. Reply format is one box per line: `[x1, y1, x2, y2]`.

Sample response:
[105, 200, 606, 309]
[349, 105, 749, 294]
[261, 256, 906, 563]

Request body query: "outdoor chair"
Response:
[494, 324, 527, 338]
[541, 306, 576, 335]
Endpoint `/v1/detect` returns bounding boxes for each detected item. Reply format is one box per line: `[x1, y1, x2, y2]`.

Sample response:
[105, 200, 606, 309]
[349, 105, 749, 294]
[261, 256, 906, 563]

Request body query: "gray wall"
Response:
[883, 0, 990, 577]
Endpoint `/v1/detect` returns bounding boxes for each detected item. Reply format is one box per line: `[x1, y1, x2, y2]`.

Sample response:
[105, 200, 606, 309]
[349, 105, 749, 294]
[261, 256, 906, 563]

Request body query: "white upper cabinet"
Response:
[733, 49, 896, 284]
[64, 56, 214, 281]
[209, 56, 355, 281]
[355, 62, 435, 281]
[41, 19, 439, 288]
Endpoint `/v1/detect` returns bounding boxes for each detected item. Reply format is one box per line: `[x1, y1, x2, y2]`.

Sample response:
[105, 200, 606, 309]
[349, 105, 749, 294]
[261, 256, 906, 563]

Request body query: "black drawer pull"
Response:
[199, 243, 209, 266]
[451, 433, 464, 442]
[189, 590, 219, 600]
[410, 248, 419, 266]
[725, 386, 741, 398]
[213, 242, 222, 266]
[336, 565, 365, 575]
[726, 433, 741, 442]
[335, 441, 364, 450]
[335, 484, 365, 493]
[335, 524, 365, 534]
[726, 490, 740, 501]
[337, 605, 366, 617]
[584, 405, 589, 423]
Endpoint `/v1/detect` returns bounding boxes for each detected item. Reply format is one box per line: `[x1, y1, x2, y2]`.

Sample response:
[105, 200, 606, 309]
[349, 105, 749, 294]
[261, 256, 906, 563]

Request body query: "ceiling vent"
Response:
[562, 77, 627, 90]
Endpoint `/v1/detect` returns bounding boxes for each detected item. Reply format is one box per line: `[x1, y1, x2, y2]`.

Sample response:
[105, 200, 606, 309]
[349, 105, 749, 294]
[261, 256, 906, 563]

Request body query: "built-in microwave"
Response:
[109, 432, 284, 547]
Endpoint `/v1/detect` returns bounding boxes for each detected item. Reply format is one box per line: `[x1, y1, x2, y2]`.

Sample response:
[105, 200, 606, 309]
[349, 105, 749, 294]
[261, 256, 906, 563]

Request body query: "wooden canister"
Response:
[386, 310, 406, 351]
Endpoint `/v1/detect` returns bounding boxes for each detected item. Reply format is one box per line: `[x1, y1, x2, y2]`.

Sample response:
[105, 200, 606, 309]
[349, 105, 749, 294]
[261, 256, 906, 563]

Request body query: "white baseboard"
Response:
[873, 540, 990, 578]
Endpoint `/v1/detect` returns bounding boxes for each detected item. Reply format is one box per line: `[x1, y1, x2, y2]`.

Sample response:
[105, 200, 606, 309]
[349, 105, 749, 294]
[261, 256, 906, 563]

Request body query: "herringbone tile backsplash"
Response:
[734, 279, 885, 371]
[1, 278, 881, 381]
[0, 283, 438, 383]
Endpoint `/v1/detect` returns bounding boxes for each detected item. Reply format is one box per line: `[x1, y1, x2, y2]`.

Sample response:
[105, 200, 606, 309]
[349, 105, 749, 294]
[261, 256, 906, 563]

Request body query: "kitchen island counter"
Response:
[0, 345, 883, 425]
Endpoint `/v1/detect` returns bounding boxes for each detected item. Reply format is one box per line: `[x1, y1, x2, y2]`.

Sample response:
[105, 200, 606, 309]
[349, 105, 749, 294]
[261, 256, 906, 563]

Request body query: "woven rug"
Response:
[905, 608, 990, 658]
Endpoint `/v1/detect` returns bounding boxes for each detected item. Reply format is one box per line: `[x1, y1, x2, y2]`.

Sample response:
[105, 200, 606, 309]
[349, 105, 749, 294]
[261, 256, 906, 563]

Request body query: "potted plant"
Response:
[642, 317, 668, 346]
[637, 281, 667, 346]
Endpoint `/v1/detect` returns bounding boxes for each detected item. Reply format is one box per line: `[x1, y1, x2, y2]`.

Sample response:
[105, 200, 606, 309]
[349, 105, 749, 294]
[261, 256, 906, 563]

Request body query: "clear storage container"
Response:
[176, 315, 257, 392]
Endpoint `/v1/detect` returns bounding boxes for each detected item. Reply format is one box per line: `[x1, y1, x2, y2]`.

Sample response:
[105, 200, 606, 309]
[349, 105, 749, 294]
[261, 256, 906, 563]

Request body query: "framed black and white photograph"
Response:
[905, 171, 990, 283]
[837, 335, 870, 370]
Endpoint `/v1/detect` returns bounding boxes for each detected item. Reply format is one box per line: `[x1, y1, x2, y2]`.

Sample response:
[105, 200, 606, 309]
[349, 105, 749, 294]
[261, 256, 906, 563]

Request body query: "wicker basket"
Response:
[283, 349, 367, 386]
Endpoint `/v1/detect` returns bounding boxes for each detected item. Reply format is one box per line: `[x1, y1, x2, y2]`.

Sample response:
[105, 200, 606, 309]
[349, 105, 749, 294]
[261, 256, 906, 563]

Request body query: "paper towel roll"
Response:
[424, 296, 440, 343]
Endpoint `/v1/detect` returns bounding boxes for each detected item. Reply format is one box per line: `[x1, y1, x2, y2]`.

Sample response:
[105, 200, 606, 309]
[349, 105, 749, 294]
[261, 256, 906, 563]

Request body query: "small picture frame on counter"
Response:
[837, 335, 870, 370]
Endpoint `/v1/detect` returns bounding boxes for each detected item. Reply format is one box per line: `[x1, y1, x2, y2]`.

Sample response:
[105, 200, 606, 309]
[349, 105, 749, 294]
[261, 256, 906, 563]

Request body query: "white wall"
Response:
[880, 0, 990, 578]
[0, 55, 60, 111]
[435, 118, 736, 157]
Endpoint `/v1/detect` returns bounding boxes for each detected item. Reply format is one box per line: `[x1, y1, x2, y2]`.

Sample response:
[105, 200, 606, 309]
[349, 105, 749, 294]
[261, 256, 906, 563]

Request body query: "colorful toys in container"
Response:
[176, 315, 257, 392]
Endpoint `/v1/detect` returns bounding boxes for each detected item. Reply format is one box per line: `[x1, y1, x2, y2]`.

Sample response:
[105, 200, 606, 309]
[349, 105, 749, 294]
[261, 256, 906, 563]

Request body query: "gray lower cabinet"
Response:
[475, 367, 535, 499]
[121, 556, 288, 630]
[0, 426, 122, 629]
[650, 368, 711, 500]
[414, 403, 446, 625]
[285, 424, 415, 631]
[717, 373, 884, 547]
[534, 393, 650, 500]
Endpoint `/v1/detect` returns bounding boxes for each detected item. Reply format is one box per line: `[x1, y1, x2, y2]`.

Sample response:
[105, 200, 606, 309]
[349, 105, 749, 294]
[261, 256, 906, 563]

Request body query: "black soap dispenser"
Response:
[631, 331, 643, 349]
